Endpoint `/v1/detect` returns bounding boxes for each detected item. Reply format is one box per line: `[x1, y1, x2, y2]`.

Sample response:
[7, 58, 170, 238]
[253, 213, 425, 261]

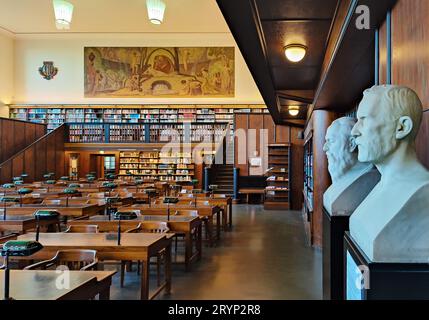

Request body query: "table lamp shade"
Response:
[12, 177, 23, 182]
[209, 184, 218, 191]
[2, 184, 15, 189]
[20, 174, 28, 178]
[102, 182, 117, 189]
[113, 211, 138, 220]
[43, 174, 51, 179]
[34, 210, 60, 220]
[63, 188, 78, 194]
[0, 197, 19, 203]
[1, 241, 43, 257]
[60, 176, 70, 181]
[68, 183, 80, 188]
[14, 181, 23, 186]
[163, 197, 179, 204]
[45, 180, 56, 185]
[17, 188, 32, 195]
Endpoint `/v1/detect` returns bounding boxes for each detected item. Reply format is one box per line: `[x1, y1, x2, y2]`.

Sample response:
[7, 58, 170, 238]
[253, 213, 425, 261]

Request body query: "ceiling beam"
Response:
[216, 0, 283, 124]
[277, 92, 313, 104]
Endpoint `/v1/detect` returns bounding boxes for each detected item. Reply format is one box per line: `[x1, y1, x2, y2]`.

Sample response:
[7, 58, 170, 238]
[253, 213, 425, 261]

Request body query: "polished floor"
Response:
[107, 205, 322, 300]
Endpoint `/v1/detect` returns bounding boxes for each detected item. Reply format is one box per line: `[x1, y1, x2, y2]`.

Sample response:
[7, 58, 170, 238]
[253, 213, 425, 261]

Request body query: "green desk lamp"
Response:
[20, 174, 28, 184]
[17, 188, 32, 207]
[144, 188, 157, 208]
[34, 210, 60, 241]
[1, 240, 43, 300]
[45, 180, 56, 192]
[2, 183, 16, 193]
[112, 211, 138, 245]
[163, 197, 179, 221]
[62, 188, 79, 207]
[209, 184, 218, 198]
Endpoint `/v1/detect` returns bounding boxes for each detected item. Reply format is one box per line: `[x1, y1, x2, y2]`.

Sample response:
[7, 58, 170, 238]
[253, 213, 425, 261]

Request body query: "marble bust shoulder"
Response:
[323, 117, 380, 216]
[350, 85, 429, 262]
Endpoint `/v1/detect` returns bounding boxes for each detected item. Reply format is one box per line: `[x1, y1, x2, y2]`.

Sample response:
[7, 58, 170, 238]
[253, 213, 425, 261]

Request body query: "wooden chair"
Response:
[173, 210, 199, 255]
[24, 249, 98, 271]
[64, 225, 99, 233]
[87, 192, 105, 199]
[120, 222, 169, 287]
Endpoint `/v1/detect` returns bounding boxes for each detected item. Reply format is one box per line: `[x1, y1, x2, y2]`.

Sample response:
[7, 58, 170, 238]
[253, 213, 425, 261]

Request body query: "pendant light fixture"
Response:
[53, 0, 74, 30]
[146, 0, 166, 25]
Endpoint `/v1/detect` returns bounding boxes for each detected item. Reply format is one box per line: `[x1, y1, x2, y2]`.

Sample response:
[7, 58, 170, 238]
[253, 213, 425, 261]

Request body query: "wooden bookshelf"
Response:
[264, 144, 290, 210]
[119, 150, 194, 182]
[9, 105, 268, 132]
[303, 133, 314, 219]
[66, 122, 227, 144]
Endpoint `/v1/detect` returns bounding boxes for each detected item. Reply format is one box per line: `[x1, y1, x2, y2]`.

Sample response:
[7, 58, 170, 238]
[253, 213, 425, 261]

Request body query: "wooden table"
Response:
[124, 204, 222, 246]
[239, 188, 265, 203]
[4, 204, 101, 217]
[69, 215, 202, 271]
[0, 215, 61, 234]
[15, 232, 172, 300]
[0, 270, 115, 300]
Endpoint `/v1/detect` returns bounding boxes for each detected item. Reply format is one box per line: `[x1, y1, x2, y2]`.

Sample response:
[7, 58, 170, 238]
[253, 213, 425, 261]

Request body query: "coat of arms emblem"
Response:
[38, 61, 58, 80]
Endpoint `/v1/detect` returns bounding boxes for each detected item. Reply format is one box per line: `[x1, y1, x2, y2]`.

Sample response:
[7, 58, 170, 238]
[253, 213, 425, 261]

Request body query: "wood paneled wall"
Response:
[234, 113, 304, 210]
[378, 0, 429, 168]
[0, 125, 66, 184]
[0, 118, 46, 164]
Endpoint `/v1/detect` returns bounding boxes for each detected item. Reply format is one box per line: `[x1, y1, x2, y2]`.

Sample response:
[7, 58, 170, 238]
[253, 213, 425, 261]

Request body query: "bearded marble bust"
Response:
[323, 117, 380, 216]
[350, 85, 429, 262]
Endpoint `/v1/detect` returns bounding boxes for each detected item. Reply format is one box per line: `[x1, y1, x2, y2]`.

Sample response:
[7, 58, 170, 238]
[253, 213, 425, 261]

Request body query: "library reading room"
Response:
[0, 0, 429, 302]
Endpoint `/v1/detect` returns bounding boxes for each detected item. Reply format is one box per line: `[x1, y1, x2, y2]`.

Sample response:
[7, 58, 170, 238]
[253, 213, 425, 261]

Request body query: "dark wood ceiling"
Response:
[217, 0, 398, 127]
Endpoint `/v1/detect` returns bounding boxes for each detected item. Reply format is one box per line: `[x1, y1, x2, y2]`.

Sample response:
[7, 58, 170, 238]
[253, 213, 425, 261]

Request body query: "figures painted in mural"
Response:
[84, 47, 235, 98]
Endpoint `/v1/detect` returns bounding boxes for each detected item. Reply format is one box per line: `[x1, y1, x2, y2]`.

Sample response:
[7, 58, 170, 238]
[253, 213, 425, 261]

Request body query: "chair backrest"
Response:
[65, 225, 99, 233]
[174, 210, 199, 217]
[25, 249, 98, 271]
[196, 200, 210, 206]
[42, 199, 62, 205]
[127, 222, 169, 233]
[52, 250, 98, 271]
[87, 192, 105, 199]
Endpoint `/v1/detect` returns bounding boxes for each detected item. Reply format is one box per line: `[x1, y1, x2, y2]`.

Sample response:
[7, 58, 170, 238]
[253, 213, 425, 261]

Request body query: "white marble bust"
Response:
[323, 117, 380, 216]
[350, 85, 429, 262]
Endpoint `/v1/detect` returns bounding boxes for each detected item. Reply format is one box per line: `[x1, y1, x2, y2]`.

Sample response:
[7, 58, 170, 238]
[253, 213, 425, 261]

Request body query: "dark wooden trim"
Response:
[260, 18, 333, 22]
[277, 93, 313, 104]
[375, 29, 380, 85]
[386, 10, 392, 84]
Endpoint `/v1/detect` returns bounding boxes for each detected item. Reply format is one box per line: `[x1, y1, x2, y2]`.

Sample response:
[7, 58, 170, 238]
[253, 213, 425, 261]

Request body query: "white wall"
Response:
[0, 30, 14, 116]
[13, 33, 263, 105]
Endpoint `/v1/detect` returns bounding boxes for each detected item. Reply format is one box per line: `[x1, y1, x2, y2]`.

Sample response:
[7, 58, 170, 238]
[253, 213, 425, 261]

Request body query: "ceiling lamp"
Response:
[284, 44, 307, 63]
[53, 0, 74, 30]
[288, 106, 300, 117]
[146, 0, 166, 25]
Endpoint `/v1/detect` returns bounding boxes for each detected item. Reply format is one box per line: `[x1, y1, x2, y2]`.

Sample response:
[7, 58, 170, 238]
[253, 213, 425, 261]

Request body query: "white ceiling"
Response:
[0, 0, 230, 34]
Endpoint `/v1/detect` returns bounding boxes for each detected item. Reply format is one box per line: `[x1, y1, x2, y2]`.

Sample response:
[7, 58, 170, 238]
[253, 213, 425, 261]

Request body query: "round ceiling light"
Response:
[288, 106, 300, 116]
[284, 44, 307, 63]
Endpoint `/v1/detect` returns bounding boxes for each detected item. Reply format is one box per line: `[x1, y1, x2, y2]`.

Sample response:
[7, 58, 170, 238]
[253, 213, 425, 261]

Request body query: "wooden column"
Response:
[312, 110, 337, 247]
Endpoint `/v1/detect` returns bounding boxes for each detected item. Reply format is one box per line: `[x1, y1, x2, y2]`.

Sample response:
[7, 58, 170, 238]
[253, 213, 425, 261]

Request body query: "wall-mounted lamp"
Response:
[284, 44, 307, 63]
[288, 106, 300, 117]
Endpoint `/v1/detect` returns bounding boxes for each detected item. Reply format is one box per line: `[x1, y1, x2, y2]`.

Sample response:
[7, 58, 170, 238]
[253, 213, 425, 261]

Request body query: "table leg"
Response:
[140, 260, 149, 300]
[165, 242, 172, 295]
[216, 211, 221, 243]
[222, 208, 227, 232]
[197, 223, 202, 261]
[228, 202, 232, 230]
[99, 287, 111, 300]
[206, 216, 214, 247]
[185, 232, 192, 271]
